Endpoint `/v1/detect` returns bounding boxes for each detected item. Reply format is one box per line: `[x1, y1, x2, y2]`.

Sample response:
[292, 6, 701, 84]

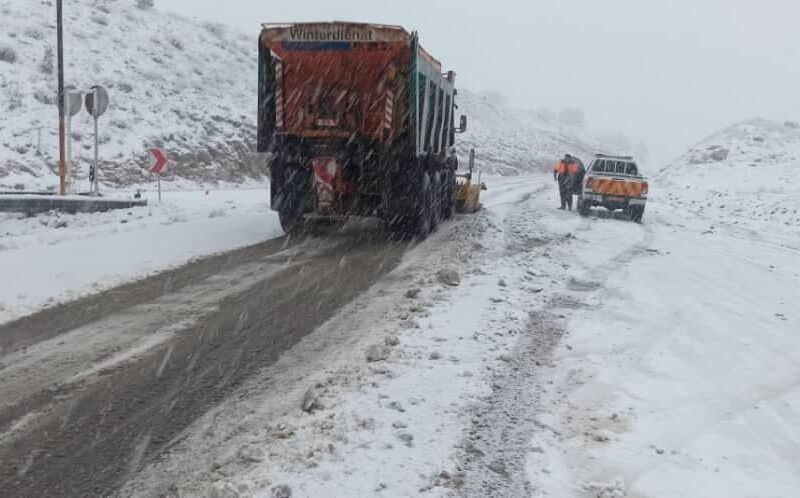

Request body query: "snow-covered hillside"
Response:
[0, 0, 259, 191]
[457, 91, 611, 175]
[656, 118, 800, 242]
[0, 0, 636, 192]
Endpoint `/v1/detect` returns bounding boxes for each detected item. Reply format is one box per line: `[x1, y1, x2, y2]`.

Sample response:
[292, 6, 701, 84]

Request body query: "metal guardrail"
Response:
[0, 195, 147, 214]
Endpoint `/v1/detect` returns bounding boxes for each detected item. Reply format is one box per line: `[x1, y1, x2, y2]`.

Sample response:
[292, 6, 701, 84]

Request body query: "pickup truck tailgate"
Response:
[590, 177, 645, 198]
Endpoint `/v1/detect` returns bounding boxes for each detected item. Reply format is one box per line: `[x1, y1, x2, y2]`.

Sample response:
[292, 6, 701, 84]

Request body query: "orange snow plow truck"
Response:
[257, 22, 467, 236]
[577, 154, 649, 222]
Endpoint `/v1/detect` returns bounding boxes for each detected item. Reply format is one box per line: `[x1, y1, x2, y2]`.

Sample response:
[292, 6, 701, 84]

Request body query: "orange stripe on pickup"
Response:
[590, 177, 645, 197]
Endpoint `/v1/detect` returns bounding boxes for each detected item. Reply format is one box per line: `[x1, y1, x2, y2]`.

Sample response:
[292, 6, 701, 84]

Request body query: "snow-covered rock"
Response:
[674, 118, 800, 168]
[271, 484, 292, 498]
[437, 268, 461, 286]
[365, 344, 390, 363]
[301, 388, 322, 414]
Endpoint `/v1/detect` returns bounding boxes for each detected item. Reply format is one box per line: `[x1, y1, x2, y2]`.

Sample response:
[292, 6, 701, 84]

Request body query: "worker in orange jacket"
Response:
[554, 154, 579, 210]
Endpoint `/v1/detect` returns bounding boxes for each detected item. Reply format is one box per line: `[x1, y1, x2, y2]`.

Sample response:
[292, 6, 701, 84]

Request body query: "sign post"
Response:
[84, 85, 109, 196]
[62, 85, 82, 193]
[148, 148, 167, 202]
[56, 0, 66, 195]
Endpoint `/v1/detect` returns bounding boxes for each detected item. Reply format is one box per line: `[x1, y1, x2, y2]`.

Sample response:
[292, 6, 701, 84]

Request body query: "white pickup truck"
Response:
[577, 154, 649, 222]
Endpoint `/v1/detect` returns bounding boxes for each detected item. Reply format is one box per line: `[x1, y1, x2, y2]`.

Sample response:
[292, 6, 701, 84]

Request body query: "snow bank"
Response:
[0, 186, 278, 324]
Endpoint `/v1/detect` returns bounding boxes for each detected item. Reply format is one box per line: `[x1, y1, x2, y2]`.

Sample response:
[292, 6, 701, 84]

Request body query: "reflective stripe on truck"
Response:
[586, 177, 646, 198]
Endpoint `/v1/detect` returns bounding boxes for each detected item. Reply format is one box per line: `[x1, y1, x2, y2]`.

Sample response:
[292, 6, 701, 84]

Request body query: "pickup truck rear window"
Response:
[591, 160, 639, 175]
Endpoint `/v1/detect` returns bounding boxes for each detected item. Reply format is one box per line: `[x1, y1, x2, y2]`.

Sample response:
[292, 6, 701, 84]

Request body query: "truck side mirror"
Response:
[456, 115, 468, 133]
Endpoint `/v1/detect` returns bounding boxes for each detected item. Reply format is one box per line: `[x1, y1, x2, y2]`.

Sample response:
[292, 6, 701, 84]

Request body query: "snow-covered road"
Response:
[1, 173, 797, 498]
[117, 174, 799, 498]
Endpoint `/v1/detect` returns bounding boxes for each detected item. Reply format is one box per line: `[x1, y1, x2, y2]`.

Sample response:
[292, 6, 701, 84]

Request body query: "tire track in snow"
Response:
[0, 228, 410, 498]
[453, 190, 569, 497]
[454, 190, 659, 498]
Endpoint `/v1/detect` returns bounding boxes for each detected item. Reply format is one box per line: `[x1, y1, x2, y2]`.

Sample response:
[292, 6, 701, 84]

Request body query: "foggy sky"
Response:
[160, 0, 800, 166]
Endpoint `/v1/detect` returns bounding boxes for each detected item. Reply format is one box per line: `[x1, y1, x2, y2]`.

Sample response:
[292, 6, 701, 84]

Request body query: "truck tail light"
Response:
[585, 178, 594, 191]
[641, 182, 649, 196]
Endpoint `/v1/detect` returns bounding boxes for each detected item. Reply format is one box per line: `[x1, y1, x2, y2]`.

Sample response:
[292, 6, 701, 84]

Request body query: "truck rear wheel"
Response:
[430, 172, 442, 231]
[279, 210, 305, 234]
[442, 171, 456, 220]
[413, 172, 433, 238]
[275, 165, 311, 234]
[444, 196, 455, 219]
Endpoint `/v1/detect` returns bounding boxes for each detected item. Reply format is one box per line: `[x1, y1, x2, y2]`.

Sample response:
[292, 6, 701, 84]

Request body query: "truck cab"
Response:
[578, 154, 648, 222]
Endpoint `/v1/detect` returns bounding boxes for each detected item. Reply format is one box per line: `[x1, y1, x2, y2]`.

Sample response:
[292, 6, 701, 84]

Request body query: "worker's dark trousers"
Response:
[559, 187, 573, 210]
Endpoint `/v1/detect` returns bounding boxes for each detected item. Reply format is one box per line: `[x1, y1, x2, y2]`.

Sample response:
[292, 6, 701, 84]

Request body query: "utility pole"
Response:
[56, 0, 66, 195]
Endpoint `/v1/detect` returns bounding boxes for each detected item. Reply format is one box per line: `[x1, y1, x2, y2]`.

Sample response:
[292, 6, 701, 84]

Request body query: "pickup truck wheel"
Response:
[578, 198, 591, 216]
[632, 205, 645, 223]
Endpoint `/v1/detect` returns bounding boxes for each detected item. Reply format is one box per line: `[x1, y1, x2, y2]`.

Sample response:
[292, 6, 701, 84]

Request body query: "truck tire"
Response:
[444, 197, 455, 219]
[443, 171, 456, 220]
[413, 172, 433, 238]
[382, 159, 405, 237]
[279, 210, 305, 234]
[382, 207, 402, 237]
[276, 166, 311, 234]
[430, 171, 442, 231]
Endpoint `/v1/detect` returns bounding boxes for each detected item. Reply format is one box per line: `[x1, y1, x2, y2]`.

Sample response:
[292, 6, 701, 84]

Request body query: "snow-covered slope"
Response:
[0, 187, 278, 324]
[0, 0, 634, 191]
[0, 0, 259, 191]
[457, 91, 611, 175]
[656, 118, 800, 240]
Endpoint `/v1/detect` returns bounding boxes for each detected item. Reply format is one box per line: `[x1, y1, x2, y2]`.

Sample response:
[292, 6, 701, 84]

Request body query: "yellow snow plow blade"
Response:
[455, 148, 486, 213]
